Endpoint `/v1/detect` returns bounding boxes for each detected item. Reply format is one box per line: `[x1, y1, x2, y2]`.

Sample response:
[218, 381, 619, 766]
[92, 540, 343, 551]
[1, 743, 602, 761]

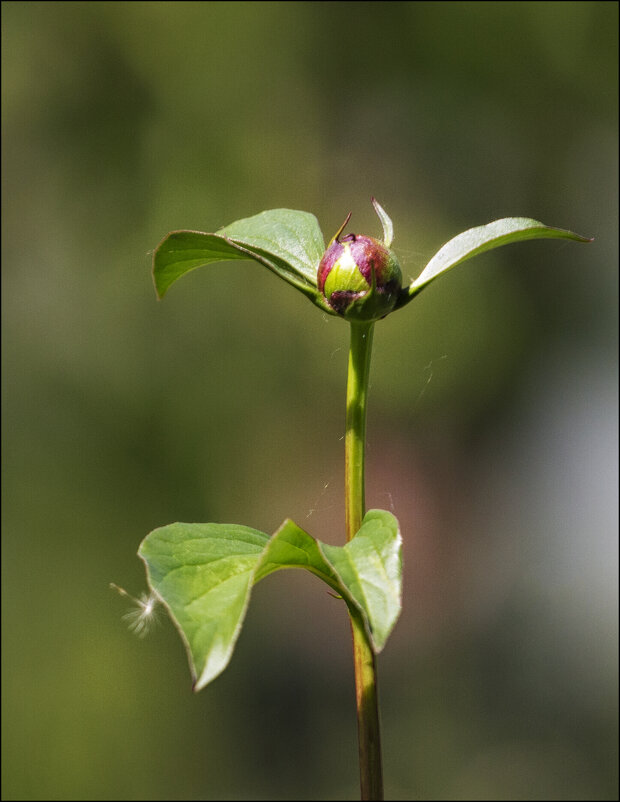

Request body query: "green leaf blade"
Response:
[138, 518, 346, 692]
[152, 231, 250, 300]
[320, 510, 402, 652]
[220, 208, 325, 286]
[253, 518, 341, 591]
[139, 522, 270, 691]
[138, 510, 403, 691]
[408, 218, 592, 298]
[152, 209, 328, 307]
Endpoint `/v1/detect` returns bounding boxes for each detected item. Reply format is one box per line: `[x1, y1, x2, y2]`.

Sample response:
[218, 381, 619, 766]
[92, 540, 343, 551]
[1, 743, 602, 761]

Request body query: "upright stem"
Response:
[346, 321, 383, 801]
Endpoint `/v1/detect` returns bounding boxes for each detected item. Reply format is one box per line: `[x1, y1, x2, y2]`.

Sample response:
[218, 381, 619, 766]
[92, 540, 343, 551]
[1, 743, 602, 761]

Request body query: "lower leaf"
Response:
[138, 510, 402, 691]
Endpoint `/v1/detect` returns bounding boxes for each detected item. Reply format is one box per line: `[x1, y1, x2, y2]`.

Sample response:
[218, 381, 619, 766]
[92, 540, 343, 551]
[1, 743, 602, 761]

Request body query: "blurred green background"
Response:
[2, 2, 617, 799]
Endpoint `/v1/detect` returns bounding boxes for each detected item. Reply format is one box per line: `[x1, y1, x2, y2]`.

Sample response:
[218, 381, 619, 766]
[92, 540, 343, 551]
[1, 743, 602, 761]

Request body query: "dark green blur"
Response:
[2, 2, 617, 799]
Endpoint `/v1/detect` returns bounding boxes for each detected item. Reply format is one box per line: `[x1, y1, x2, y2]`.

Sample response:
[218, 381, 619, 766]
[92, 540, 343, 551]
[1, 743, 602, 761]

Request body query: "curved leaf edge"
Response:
[393, 218, 592, 310]
[152, 212, 591, 319]
[152, 228, 334, 314]
[317, 509, 402, 652]
[138, 509, 402, 692]
[138, 522, 269, 691]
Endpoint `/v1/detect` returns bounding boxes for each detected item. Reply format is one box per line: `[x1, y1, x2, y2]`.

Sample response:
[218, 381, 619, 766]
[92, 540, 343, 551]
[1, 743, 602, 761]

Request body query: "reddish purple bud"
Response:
[318, 230, 402, 321]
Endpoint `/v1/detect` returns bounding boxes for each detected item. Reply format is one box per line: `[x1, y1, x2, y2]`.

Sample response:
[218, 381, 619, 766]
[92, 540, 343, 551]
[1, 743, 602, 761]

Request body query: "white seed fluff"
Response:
[110, 583, 160, 638]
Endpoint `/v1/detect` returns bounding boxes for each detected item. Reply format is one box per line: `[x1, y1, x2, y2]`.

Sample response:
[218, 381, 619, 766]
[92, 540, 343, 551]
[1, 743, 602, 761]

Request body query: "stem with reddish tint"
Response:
[345, 320, 383, 801]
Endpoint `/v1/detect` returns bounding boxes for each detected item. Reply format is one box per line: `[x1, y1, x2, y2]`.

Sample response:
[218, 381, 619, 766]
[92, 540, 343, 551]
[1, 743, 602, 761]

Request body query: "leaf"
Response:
[220, 208, 325, 286]
[152, 209, 330, 311]
[319, 509, 402, 652]
[372, 197, 394, 248]
[138, 522, 270, 691]
[397, 218, 592, 306]
[138, 510, 402, 691]
[252, 519, 341, 589]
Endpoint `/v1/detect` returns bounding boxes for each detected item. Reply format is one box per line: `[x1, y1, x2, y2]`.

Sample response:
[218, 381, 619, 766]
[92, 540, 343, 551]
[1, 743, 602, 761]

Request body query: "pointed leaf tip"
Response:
[406, 217, 592, 301]
[372, 198, 394, 248]
[329, 212, 352, 246]
[139, 509, 403, 690]
[151, 209, 330, 312]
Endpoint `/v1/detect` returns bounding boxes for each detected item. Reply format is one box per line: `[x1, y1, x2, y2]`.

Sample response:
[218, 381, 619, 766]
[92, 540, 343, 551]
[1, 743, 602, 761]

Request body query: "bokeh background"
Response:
[2, 2, 617, 799]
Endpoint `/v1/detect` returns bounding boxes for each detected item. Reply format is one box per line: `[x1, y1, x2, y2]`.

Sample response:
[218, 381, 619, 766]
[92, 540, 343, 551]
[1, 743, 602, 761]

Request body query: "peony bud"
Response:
[318, 206, 402, 321]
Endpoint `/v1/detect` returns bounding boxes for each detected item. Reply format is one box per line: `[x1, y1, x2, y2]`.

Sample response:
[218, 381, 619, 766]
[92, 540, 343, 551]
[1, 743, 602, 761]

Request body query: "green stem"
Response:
[346, 321, 383, 801]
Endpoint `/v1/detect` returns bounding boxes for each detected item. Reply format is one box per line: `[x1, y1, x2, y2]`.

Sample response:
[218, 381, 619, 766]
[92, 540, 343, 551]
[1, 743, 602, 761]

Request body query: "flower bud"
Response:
[318, 214, 402, 321]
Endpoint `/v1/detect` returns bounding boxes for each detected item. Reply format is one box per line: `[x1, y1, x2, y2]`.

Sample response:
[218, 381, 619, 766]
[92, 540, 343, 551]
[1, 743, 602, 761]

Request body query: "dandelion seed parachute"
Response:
[110, 583, 159, 638]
